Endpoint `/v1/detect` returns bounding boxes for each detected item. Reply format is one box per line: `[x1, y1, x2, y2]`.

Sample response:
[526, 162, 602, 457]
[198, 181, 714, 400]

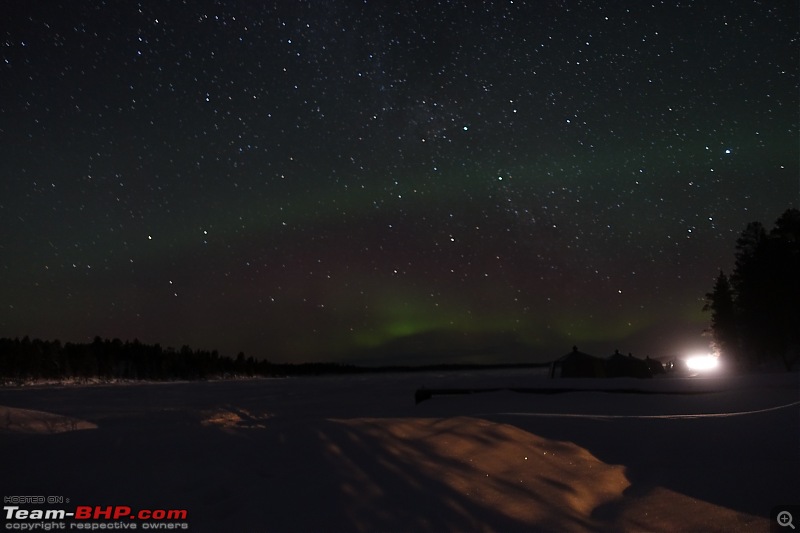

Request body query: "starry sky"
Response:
[1, 1, 797, 365]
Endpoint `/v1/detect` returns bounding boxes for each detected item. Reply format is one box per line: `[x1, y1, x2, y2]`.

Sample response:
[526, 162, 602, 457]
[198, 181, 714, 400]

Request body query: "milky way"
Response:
[1, 1, 797, 363]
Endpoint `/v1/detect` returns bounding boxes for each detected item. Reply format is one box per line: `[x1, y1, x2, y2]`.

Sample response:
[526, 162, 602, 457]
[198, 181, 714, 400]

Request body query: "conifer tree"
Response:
[703, 270, 739, 364]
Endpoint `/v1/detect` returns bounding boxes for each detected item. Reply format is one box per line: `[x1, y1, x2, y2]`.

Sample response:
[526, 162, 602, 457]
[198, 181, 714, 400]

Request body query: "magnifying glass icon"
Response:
[778, 511, 795, 529]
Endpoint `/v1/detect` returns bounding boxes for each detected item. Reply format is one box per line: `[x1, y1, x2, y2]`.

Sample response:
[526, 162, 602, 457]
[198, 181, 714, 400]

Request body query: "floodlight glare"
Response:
[685, 354, 719, 371]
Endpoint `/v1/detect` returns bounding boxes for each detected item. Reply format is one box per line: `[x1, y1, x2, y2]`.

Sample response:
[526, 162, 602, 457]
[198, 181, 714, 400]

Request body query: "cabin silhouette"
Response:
[550, 346, 606, 378]
[550, 346, 657, 378]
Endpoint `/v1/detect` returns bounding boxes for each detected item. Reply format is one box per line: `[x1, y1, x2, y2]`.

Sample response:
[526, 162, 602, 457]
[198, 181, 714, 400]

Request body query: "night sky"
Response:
[1, 1, 797, 365]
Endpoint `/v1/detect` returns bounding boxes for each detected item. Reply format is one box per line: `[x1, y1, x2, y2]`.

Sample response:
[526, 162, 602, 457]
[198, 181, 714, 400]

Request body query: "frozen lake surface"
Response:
[2, 369, 798, 532]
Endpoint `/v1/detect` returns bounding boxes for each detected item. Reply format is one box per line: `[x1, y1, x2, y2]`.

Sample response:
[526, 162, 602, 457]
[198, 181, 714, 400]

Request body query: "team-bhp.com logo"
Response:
[4, 505, 189, 529]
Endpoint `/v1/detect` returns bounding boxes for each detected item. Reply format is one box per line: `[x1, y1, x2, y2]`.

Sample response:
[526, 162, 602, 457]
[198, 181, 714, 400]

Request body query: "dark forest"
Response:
[704, 208, 800, 371]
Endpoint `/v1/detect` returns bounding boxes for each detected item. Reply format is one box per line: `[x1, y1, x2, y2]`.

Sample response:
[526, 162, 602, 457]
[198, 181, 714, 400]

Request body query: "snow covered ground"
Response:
[1, 368, 798, 532]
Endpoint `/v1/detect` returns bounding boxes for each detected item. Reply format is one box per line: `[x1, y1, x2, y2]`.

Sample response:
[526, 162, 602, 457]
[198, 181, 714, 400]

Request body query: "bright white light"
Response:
[685, 354, 719, 371]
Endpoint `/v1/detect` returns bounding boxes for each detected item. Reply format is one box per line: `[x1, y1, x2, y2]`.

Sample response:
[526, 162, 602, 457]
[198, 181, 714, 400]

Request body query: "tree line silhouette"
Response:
[704, 208, 800, 371]
[0, 335, 550, 384]
[0, 336, 362, 383]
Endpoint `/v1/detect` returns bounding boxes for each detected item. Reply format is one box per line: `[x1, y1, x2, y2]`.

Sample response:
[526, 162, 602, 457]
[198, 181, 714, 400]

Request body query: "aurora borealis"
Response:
[1, 1, 797, 364]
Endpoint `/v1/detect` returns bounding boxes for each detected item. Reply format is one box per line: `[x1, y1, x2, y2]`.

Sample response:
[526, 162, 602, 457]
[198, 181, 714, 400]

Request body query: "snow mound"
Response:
[329, 416, 765, 532]
[0, 405, 98, 434]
